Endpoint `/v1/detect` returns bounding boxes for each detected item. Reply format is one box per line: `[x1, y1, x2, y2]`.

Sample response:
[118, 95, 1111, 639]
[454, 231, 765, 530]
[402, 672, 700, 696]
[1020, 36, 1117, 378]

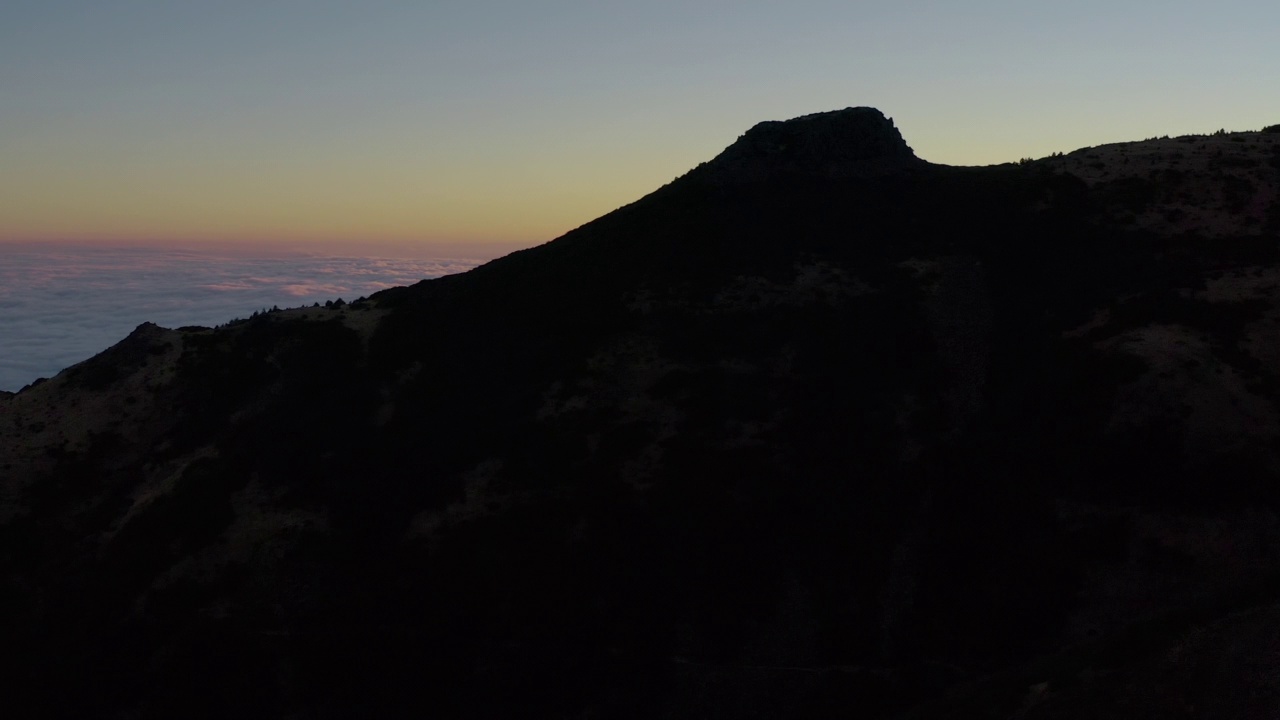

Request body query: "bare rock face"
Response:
[698, 106, 923, 183]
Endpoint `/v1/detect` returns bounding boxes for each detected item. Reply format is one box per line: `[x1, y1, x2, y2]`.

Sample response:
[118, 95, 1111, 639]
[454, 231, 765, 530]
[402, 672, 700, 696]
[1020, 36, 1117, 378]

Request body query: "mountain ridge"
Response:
[3, 108, 1280, 718]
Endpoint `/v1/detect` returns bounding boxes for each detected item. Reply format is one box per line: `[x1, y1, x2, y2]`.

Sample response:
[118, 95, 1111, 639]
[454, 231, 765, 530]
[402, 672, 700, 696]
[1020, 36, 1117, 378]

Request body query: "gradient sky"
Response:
[3, 0, 1277, 250]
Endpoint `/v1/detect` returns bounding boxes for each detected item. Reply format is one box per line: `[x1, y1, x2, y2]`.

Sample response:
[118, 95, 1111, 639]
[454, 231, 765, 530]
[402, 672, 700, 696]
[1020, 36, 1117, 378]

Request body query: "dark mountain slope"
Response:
[2, 108, 1280, 718]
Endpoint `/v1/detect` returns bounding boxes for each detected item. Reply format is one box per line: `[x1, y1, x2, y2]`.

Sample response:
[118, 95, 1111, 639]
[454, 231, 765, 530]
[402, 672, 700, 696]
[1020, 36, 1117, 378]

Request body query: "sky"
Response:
[2, 0, 1278, 250]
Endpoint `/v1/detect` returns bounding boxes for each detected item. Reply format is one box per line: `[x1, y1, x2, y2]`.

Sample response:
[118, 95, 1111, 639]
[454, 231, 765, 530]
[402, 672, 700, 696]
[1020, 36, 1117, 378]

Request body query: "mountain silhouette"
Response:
[3, 108, 1280, 718]
[695, 106, 924, 182]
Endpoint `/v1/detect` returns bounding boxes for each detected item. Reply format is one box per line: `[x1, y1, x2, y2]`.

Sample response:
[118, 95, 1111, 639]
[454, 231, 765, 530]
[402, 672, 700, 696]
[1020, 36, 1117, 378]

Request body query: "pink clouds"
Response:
[278, 283, 349, 297]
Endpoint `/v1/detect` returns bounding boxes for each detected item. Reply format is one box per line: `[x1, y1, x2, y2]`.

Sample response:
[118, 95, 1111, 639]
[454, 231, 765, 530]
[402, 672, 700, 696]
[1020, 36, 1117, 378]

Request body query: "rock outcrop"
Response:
[697, 106, 923, 183]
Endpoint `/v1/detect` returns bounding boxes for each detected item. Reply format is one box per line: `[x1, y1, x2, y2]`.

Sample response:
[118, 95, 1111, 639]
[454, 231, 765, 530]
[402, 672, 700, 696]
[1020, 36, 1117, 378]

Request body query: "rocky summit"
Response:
[2, 110, 1280, 719]
[697, 106, 923, 183]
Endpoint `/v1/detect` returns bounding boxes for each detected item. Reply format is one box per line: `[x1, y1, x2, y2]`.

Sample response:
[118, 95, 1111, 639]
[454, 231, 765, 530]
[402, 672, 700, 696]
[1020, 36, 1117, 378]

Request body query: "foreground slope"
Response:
[3, 108, 1280, 718]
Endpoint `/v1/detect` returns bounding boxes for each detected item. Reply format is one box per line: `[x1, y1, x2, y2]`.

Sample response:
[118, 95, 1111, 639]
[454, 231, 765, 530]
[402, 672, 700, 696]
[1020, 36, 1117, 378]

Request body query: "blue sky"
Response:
[2, 0, 1277, 249]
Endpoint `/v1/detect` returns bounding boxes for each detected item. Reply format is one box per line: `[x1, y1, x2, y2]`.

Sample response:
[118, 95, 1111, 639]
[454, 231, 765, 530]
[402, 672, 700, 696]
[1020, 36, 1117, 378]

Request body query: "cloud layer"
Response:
[0, 244, 484, 391]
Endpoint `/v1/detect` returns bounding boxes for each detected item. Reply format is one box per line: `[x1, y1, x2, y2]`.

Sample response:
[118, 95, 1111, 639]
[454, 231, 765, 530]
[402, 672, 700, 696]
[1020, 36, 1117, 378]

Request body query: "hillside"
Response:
[3, 108, 1280, 718]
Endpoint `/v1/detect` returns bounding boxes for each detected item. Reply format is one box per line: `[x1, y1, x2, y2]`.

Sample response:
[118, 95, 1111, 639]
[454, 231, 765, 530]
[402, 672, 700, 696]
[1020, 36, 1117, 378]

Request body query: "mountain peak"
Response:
[699, 107, 922, 183]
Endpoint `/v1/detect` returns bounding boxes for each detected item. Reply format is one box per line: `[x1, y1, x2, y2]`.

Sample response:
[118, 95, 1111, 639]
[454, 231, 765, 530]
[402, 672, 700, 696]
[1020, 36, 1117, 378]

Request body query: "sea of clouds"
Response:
[0, 243, 488, 392]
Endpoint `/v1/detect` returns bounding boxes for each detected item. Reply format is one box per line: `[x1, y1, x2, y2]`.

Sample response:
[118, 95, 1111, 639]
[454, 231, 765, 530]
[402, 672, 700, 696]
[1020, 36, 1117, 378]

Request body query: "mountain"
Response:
[3, 108, 1280, 718]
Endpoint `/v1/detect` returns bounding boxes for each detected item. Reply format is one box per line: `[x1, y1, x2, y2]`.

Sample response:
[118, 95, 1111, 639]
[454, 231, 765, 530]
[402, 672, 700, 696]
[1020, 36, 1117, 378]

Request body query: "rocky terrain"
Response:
[2, 108, 1280, 718]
